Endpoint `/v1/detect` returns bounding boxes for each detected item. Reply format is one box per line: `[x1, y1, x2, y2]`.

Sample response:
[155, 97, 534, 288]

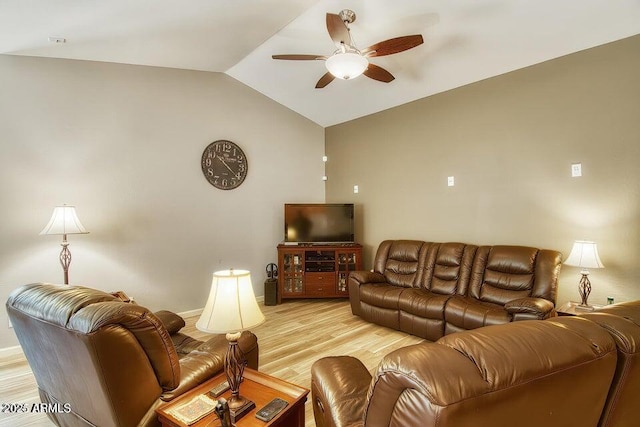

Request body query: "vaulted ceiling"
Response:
[2, 0, 640, 127]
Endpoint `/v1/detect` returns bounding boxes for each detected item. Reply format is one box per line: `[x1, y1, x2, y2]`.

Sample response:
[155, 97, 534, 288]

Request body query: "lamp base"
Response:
[578, 272, 592, 308]
[224, 333, 253, 422]
[228, 396, 255, 423]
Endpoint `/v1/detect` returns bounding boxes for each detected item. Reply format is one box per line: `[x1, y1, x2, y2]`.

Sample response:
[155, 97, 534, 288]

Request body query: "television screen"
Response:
[284, 204, 354, 243]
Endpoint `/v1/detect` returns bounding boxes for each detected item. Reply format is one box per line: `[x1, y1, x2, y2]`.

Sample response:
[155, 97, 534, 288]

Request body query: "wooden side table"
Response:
[557, 301, 604, 316]
[157, 369, 309, 427]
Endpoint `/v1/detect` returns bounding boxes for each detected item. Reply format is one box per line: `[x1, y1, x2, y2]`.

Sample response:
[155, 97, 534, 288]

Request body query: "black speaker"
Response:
[264, 263, 278, 306]
[264, 278, 277, 306]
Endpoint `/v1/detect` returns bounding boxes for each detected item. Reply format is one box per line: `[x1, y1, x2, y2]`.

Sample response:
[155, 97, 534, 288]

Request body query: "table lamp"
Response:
[40, 205, 89, 285]
[564, 240, 604, 311]
[196, 269, 265, 421]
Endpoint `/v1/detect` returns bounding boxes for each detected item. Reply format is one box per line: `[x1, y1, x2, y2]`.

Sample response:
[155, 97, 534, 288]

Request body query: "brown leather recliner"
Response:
[6, 283, 259, 427]
[312, 316, 618, 427]
[444, 244, 562, 333]
[349, 240, 431, 334]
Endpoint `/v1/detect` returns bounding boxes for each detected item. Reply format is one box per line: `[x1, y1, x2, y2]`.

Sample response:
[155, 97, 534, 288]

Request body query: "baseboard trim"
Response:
[177, 308, 203, 319]
[0, 345, 24, 358]
[177, 296, 264, 319]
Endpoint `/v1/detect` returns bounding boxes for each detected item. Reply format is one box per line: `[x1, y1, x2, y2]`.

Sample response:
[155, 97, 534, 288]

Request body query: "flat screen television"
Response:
[284, 203, 354, 244]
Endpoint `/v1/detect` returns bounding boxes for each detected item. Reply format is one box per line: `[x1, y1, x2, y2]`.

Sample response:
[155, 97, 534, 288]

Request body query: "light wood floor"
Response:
[0, 299, 424, 427]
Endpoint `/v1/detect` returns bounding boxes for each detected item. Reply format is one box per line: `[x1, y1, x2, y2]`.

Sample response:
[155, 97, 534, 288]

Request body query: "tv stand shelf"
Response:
[277, 244, 362, 303]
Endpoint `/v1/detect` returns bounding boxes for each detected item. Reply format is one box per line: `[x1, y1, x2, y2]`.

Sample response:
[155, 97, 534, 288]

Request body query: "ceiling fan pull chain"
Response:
[349, 31, 359, 51]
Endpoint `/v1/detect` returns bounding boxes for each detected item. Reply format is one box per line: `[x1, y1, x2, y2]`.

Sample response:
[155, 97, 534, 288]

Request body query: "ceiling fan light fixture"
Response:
[325, 52, 368, 80]
[273, 10, 423, 88]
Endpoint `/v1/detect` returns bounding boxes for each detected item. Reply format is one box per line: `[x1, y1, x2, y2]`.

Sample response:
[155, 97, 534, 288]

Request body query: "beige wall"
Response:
[326, 35, 640, 307]
[0, 55, 325, 348]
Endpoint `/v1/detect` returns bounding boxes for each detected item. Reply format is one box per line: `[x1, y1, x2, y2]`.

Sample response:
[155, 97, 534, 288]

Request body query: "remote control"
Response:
[255, 397, 288, 422]
[208, 380, 230, 398]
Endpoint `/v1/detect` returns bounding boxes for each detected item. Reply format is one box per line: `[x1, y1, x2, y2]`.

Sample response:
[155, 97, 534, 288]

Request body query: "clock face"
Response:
[201, 140, 248, 190]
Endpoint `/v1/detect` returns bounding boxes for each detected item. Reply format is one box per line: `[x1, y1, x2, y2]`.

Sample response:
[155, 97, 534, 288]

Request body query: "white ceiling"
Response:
[2, 0, 640, 127]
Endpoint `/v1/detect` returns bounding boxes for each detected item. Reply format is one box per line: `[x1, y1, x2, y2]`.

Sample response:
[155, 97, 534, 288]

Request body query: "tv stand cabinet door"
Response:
[336, 248, 362, 296]
[278, 247, 305, 303]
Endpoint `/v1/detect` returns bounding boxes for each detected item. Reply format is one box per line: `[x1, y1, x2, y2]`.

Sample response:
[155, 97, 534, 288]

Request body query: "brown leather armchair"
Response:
[6, 283, 259, 427]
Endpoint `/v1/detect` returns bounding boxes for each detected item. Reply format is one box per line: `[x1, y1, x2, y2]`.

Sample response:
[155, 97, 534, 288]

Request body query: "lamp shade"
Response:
[196, 269, 265, 334]
[40, 205, 89, 235]
[325, 52, 368, 80]
[564, 241, 604, 269]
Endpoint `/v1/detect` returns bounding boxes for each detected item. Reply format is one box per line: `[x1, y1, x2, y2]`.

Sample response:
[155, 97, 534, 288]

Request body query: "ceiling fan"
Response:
[272, 9, 424, 89]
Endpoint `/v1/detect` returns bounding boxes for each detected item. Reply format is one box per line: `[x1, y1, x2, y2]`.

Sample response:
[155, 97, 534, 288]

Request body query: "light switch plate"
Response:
[571, 163, 582, 177]
[353, 185, 359, 194]
[447, 176, 455, 187]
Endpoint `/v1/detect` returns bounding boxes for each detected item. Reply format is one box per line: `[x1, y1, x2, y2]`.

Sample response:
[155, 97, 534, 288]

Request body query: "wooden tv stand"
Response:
[276, 243, 362, 303]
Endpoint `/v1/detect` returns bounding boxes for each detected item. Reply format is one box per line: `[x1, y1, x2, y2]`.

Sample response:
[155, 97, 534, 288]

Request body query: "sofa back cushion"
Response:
[373, 240, 429, 288]
[421, 243, 477, 294]
[365, 317, 616, 427]
[467, 246, 561, 304]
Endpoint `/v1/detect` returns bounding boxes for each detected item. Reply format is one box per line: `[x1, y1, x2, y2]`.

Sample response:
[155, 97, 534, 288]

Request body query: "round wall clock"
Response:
[201, 140, 248, 190]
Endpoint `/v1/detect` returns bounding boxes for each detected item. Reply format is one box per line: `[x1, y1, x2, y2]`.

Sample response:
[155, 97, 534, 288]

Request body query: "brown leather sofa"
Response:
[349, 240, 562, 340]
[6, 283, 259, 427]
[312, 315, 632, 427]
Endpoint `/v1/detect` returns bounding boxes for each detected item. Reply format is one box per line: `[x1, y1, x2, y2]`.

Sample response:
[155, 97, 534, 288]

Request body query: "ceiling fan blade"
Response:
[364, 64, 395, 83]
[326, 13, 351, 47]
[362, 35, 424, 57]
[272, 54, 326, 60]
[315, 72, 336, 89]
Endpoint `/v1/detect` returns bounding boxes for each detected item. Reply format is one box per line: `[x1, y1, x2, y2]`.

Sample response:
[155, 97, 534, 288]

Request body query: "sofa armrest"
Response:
[154, 310, 186, 335]
[311, 356, 370, 427]
[349, 271, 386, 285]
[348, 271, 387, 317]
[505, 297, 555, 320]
[161, 331, 258, 401]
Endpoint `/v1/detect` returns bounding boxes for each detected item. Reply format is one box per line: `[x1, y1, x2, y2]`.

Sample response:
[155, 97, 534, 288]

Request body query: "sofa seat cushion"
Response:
[360, 284, 405, 310]
[398, 288, 449, 320]
[445, 296, 511, 332]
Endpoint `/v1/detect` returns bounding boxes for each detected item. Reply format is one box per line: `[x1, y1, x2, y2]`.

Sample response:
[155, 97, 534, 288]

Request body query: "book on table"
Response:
[167, 394, 218, 425]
